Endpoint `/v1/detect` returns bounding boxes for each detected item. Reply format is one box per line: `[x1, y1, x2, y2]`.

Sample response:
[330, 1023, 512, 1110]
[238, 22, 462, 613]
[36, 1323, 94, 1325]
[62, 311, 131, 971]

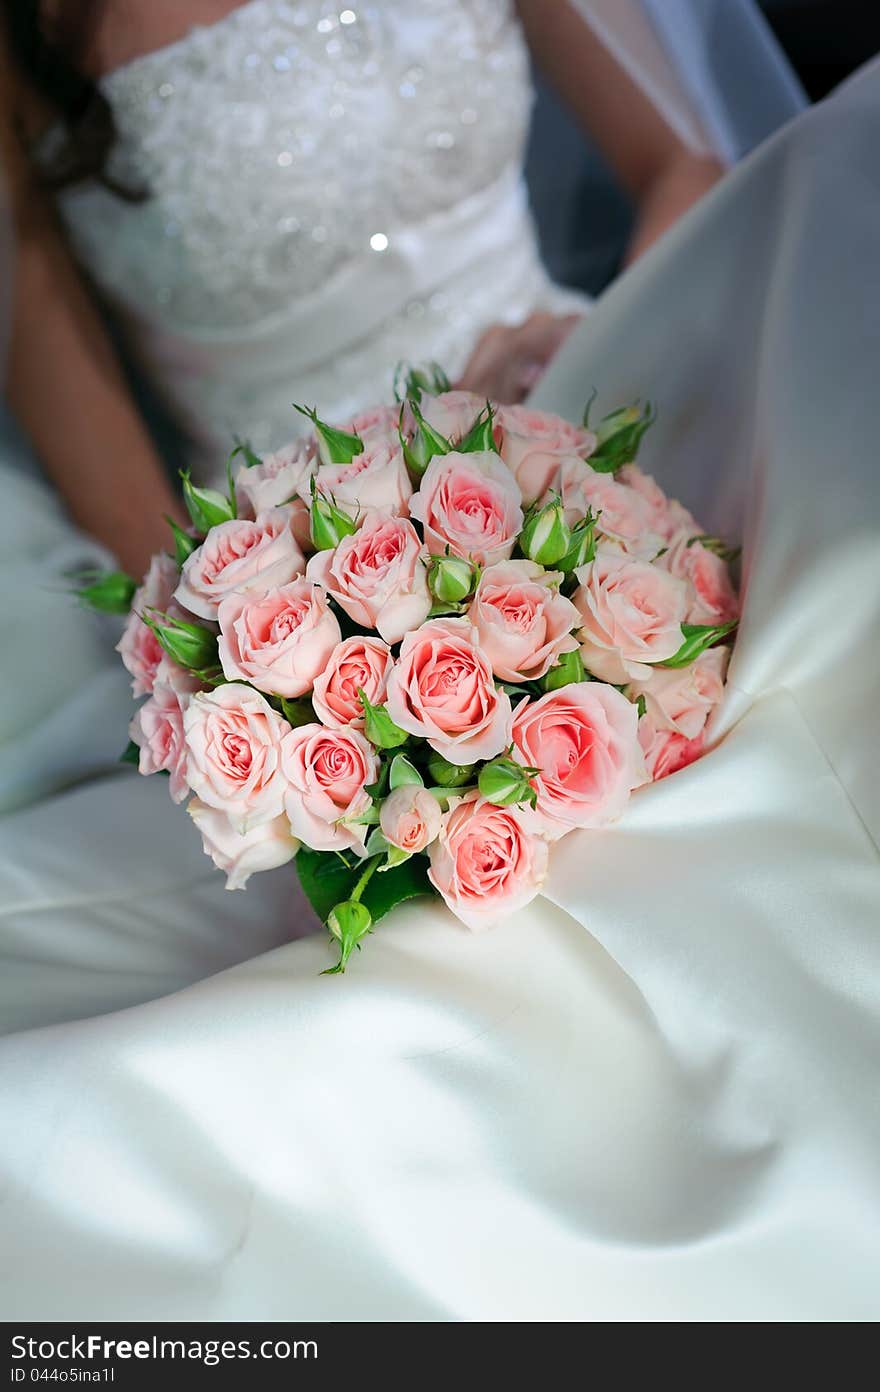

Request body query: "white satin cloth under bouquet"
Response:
[0, 60, 877, 1320]
[104, 379, 739, 971]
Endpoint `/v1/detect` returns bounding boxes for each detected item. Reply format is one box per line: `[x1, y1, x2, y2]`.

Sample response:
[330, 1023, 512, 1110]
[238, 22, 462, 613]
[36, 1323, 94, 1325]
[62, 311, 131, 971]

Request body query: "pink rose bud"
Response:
[312, 636, 394, 730]
[638, 715, 706, 782]
[468, 560, 580, 683]
[128, 683, 191, 803]
[183, 683, 292, 831]
[556, 459, 664, 559]
[281, 723, 379, 854]
[574, 548, 689, 684]
[656, 532, 740, 626]
[306, 510, 431, 644]
[118, 553, 197, 697]
[628, 646, 729, 740]
[175, 509, 305, 621]
[496, 404, 596, 502]
[379, 785, 443, 853]
[235, 436, 317, 520]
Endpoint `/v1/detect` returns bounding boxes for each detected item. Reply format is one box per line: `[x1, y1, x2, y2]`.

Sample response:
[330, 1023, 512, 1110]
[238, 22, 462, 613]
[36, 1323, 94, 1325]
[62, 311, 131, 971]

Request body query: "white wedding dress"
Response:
[2, 11, 877, 1322]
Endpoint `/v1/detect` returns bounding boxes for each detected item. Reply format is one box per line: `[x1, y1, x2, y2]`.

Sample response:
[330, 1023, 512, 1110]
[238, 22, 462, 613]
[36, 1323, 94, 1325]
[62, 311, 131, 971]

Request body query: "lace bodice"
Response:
[53, 1, 585, 472]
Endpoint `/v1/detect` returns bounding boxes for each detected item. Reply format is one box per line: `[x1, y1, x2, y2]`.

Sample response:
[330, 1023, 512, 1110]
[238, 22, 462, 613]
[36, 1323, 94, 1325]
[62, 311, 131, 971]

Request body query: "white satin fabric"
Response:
[1, 62, 879, 1321]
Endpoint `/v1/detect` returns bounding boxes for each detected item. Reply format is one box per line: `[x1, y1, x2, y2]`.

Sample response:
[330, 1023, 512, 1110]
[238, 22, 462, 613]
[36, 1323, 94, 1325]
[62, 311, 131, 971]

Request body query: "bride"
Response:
[5, 4, 877, 1324]
[0, 0, 800, 576]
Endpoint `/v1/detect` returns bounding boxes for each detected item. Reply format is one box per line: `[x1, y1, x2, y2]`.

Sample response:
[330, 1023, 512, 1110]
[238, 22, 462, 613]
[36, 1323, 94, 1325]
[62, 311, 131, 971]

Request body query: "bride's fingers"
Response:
[457, 313, 583, 402]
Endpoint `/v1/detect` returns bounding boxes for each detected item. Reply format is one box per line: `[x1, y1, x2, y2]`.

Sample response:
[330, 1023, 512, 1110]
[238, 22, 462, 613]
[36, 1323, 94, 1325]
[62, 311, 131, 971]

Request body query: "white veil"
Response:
[569, 0, 807, 160]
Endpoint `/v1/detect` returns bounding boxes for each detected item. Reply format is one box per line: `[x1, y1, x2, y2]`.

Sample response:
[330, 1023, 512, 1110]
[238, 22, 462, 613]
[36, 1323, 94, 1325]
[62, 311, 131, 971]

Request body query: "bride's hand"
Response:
[457, 311, 582, 403]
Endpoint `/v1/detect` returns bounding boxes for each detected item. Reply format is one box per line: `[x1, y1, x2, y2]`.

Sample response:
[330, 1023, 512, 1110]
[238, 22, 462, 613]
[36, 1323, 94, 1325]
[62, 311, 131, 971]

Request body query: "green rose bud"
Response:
[427, 553, 478, 605]
[309, 479, 358, 550]
[393, 360, 452, 403]
[541, 648, 585, 692]
[519, 499, 571, 566]
[324, 899, 373, 975]
[164, 515, 198, 566]
[457, 402, 498, 454]
[401, 398, 452, 477]
[143, 610, 218, 673]
[426, 751, 473, 787]
[477, 755, 539, 807]
[359, 690, 408, 749]
[557, 512, 597, 573]
[294, 403, 362, 465]
[72, 569, 136, 615]
[180, 471, 236, 533]
[589, 401, 656, 473]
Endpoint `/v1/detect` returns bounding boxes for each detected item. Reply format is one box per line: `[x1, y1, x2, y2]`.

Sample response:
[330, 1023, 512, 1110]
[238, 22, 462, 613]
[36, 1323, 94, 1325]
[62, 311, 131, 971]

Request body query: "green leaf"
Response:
[359, 690, 409, 749]
[120, 739, 141, 767]
[279, 696, 316, 729]
[457, 402, 498, 454]
[73, 569, 137, 615]
[661, 621, 738, 669]
[581, 386, 598, 429]
[541, 649, 585, 692]
[588, 401, 656, 472]
[293, 403, 363, 465]
[296, 846, 435, 933]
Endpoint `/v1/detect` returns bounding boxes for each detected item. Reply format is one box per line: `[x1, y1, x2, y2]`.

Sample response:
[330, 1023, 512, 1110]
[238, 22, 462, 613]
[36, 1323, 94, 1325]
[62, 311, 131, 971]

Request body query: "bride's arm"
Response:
[516, 0, 724, 262]
[0, 81, 186, 578]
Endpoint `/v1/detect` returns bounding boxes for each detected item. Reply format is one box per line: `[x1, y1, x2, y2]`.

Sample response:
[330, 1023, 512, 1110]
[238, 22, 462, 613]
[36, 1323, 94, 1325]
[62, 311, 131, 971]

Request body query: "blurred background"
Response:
[526, 0, 880, 295]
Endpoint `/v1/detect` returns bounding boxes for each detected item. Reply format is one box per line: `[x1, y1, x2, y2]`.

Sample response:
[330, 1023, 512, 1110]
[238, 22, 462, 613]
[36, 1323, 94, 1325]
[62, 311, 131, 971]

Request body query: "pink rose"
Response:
[658, 532, 739, 625]
[128, 682, 190, 803]
[497, 404, 596, 501]
[405, 390, 485, 445]
[409, 450, 523, 566]
[617, 464, 699, 542]
[556, 458, 664, 559]
[639, 716, 706, 782]
[628, 646, 729, 740]
[312, 635, 394, 730]
[574, 549, 689, 684]
[344, 404, 401, 443]
[306, 510, 431, 644]
[281, 723, 379, 854]
[428, 793, 549, 931]
[468, 559, 580, 682]
[175, 509, 304, 621]
[218, 578, 341, 698]
[379, 785, 443, 854]
[235, 438, 317, 534]
[305, 439, 411, 516]
[511, 682, 643, 835]
[384, 617, 512, 765]
[117, 553, 197, 697]
[188, 800, 298, 890]
[183, 683, 290, 830]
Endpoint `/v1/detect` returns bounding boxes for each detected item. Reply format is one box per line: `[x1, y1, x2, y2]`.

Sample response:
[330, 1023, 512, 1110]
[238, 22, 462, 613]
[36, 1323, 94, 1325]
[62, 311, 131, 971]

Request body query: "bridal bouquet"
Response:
[79, 368, 739, 973]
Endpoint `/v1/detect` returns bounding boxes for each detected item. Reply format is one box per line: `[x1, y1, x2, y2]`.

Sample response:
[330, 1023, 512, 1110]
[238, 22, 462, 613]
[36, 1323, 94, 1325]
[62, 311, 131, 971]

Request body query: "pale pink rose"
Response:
[556, 457, 664, 559]
[617, 464, 699, 543]
[235, 438, 317, 530]
[409, 450, 523, 566]
[306, 510, 431, 644]
[183, 683, 290, 831]
[218, 578, 341, 698]
[428, 793, 549, 932]
[380, 785, 443, 854]
[280, 723, 379, 854]
[628, 646, 729, 740]
[511, 682, 643, 835]
[639, 716, 706, 782]
[658, 531, 739, 625]
[343, 404, 401, 444]
[305, 439, 411, 516]
[311, 636, 395, 730]
[405, 390, 485, 445]
[384, 617, 512, 765]
[188, 800, 298, 891]
[128, 682, 191, 803]
[468, 559, 580, 682]
[497, 404, 596, 502]
[175, 510, 304, 621]
[117, 553, 197, 697]
[574, 549, 689, 684]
